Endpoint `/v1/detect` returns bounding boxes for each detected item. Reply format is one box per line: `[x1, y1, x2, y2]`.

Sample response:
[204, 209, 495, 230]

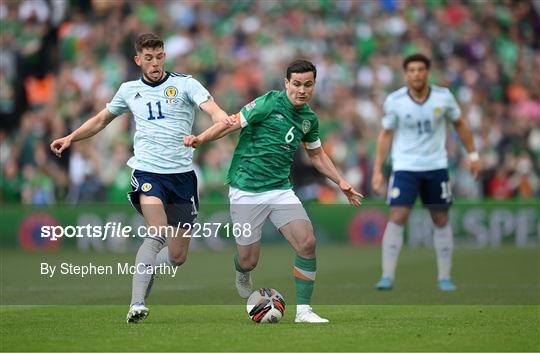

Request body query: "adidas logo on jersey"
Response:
[135, 93, 142, 99]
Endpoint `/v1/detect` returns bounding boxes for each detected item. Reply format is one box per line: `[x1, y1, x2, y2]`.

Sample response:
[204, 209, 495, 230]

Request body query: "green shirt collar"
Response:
[280, 90, 307, 111]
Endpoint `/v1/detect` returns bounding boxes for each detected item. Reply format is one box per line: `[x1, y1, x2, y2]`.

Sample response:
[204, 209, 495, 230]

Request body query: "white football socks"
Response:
[381, 221, 404, 279]
[433, 224, 453, 280]
[130, 237, 164, 305]
[155, 246, 173, 266]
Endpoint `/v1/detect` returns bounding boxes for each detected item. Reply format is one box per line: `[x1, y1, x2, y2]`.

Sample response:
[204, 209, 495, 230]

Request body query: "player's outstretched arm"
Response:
[371, 128, 393, 195]
[452, 117, 481, 179]
[50, 108, 116, 157]
[305, 146, 364, 206]
[200, 99, 236, 126]
[184, 114, 242, 148]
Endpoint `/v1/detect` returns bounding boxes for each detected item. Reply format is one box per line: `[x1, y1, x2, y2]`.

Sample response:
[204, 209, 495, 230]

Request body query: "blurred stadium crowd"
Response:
[1, 0, 539, 204]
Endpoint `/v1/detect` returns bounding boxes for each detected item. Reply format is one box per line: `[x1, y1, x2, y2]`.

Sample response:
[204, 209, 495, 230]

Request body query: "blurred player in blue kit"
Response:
[51, 33, 234, 323]
[371, 54, 481, 291]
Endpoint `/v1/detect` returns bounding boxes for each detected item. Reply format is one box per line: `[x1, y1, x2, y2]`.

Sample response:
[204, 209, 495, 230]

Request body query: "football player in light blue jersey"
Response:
[51, 33, 234, 323]
[371, 54, 481, 292]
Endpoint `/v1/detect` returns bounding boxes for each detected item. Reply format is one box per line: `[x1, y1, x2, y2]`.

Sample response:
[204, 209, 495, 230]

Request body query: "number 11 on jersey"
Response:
[146, 101, 165, 120]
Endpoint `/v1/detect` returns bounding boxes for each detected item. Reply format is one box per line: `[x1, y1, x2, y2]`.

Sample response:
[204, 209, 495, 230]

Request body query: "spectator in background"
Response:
[67, 140, 103, 203]
[1, 0, 539, 204]
[0, 158, 22, 202]
[198, 145, 229, 202]
[99, 140, 131, 202]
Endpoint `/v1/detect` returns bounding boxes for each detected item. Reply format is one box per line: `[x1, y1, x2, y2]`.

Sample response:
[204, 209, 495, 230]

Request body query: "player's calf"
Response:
[235, 252, 258, 272]
[168, 253, 187, 267]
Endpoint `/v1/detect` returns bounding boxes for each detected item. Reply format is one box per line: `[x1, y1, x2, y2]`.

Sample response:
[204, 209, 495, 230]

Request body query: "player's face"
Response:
[135, 47, 166, 83]
[285, 72, 316, 108]
[405, 61, 429, 92]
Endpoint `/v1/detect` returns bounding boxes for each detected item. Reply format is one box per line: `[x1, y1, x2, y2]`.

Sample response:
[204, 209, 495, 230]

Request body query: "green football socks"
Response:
[293, 255, 316, 305]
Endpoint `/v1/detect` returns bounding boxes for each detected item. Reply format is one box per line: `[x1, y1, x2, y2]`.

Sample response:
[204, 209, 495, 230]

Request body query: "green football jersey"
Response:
[226, 90, 321, 192]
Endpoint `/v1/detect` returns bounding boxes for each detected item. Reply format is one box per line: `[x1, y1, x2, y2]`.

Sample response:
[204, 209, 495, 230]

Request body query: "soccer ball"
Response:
[246, 288, 285, 323]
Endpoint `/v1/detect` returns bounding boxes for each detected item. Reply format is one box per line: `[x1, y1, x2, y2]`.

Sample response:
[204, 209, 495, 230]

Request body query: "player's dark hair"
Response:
[403, 53, 431, 70]
[286, 59, 317, 80]
[135, 33, 164, 53]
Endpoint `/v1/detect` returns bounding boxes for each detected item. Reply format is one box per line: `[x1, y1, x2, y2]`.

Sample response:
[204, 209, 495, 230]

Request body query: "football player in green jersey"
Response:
[184, 59, 363, 323]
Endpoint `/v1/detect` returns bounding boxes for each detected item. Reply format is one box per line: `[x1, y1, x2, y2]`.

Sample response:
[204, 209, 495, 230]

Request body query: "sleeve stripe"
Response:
[305, 139, 321, 149]
[239, 112, 248, 127]
[194, 93, 212, 109]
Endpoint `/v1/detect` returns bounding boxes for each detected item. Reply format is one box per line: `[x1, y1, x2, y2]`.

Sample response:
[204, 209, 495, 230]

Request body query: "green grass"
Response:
[1, 246, 539, 351]
[1, 305, 538, 352]
[1, 246, 538, 305]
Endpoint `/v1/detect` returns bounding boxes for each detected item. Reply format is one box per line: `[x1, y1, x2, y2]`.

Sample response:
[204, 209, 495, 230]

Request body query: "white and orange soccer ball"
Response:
[246, 288, 286, 323]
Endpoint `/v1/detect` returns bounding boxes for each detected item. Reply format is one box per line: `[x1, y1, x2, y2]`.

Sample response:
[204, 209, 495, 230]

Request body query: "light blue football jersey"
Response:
[382, 85, 461, 172]
[106, 72, 211, 173]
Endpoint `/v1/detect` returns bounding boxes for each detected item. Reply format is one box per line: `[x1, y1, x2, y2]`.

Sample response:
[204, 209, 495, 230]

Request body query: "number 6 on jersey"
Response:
[285, 126, 295, 143]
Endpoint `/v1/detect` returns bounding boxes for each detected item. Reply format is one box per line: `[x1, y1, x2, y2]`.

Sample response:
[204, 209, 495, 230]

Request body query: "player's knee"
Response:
[297, 237, 316, 257]
[238, 254, 258, 271]
[433, 218, 448, 228]
[169, 253, 187, 267]
[431, 213, 449, 227]
[390, 215, 408, 226]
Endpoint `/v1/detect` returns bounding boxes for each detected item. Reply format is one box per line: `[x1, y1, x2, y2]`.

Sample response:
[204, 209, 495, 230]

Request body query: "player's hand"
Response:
[371, 171, 385, 196]
[222, 114, 237, 127]
[50, 136, 72, 158]
[183, 135, 201, 148]
[338, 179, 364, 206]
[469, 159, 481, 180]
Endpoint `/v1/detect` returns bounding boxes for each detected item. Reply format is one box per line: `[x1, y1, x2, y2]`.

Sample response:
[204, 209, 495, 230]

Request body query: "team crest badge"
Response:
[390, 187, 400, 199]
[301, 120, 311, 134]
[164, 86, 178, 98]
[434, 107, 442, 118]
[141, 183, 152, 192]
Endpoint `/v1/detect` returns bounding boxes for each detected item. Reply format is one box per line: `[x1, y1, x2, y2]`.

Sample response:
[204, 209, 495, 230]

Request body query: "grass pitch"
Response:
[1, 305, 538, 352]
[1, 246, 539, 351]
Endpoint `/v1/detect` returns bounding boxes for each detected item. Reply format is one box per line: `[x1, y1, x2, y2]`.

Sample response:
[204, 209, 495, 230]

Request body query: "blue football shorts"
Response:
[387, 169, 452, 210]
[128, 169, 199, 227]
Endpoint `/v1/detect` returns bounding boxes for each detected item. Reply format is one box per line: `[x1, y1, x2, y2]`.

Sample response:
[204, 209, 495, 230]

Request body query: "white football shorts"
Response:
[228, 186, 311, 246]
